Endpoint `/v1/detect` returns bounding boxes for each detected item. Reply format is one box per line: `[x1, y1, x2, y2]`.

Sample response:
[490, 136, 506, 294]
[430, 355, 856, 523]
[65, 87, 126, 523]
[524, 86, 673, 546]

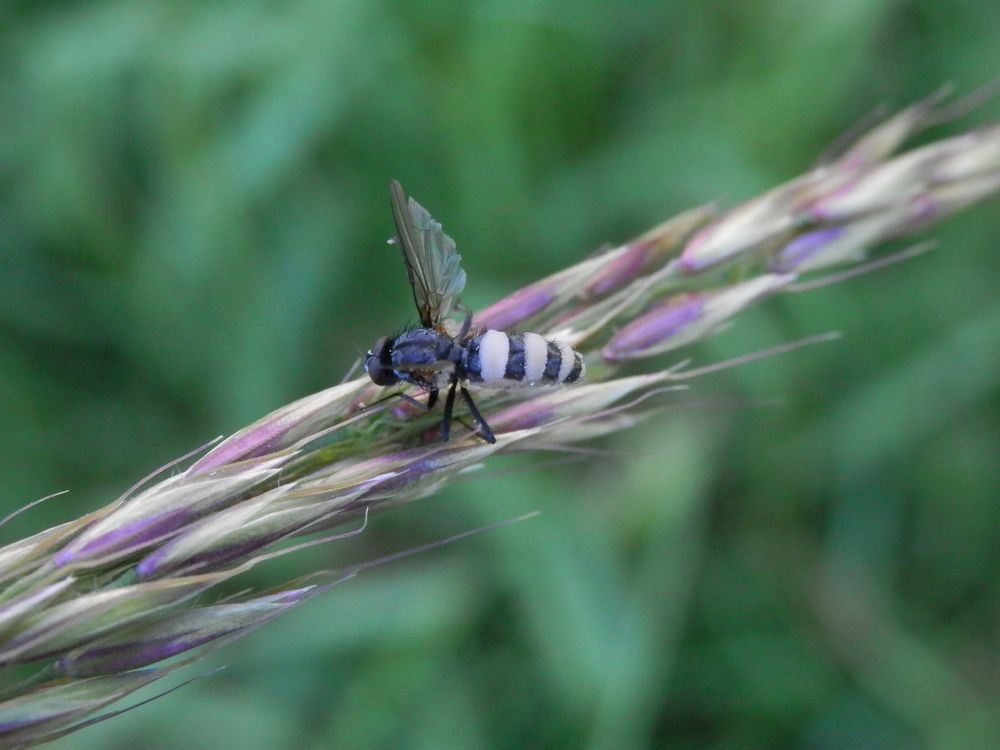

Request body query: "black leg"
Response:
[459, 386, 497, 444]
[363, 389, 433, 412]
[441, 380, 458, 442]
[457, 310, 473, 340]
[426, 388, 439, 410]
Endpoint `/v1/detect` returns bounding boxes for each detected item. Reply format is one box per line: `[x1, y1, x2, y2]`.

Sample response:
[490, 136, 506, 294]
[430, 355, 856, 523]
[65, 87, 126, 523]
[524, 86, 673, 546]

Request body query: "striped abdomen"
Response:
[462, 330, 584, 387]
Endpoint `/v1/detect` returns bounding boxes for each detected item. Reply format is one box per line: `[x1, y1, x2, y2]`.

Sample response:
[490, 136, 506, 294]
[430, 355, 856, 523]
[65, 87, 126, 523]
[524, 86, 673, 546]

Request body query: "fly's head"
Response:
[365, 336, 399, 386]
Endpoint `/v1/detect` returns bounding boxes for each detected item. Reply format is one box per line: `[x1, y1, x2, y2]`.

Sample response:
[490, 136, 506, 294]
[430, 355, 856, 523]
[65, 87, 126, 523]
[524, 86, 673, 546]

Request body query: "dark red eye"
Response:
[365, 337, 397, 386]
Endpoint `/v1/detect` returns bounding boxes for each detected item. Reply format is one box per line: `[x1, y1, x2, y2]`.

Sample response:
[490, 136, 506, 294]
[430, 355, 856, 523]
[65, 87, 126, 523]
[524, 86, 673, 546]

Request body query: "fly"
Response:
[365, 180, 584, 443]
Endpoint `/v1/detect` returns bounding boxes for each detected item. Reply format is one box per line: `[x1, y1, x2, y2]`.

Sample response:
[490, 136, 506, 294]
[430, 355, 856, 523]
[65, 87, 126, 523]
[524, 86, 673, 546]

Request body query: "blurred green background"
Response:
[2, 1, 998, 748]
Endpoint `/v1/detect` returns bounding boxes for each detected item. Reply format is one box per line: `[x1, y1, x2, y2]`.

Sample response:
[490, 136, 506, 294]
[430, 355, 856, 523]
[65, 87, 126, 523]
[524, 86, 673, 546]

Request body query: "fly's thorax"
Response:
[462, 329, 584, 387]
[387, 328, 460, 388]
[389, 328, 458, 367]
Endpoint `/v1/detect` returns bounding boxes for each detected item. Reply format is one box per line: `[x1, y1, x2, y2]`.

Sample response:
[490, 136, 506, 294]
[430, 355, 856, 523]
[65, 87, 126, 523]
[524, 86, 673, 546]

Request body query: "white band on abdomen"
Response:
[557, 341, 575, 382]
[479, 329, 510, 383]
[522, 333, 548, 383]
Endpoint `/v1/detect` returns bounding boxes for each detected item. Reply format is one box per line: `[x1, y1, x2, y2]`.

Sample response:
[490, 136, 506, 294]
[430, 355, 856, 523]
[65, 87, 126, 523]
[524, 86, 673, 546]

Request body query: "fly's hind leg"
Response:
[459, 386, 497, 444]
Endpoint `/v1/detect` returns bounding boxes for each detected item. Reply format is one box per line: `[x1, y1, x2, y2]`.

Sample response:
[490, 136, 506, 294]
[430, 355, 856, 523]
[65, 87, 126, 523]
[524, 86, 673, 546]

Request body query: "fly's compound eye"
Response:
[365, 337, 398, 386]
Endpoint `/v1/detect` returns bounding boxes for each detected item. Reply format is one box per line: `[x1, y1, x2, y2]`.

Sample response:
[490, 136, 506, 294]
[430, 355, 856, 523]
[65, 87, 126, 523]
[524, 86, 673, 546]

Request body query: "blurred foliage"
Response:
[1, 1, 998, 749]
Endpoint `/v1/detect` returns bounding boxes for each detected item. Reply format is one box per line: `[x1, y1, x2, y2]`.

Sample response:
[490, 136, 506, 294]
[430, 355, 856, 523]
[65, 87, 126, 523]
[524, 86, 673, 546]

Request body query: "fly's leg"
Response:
[441, 380, 458, 442]
[456, 309, 474, 340]
[459, 386, 497, 444]
[362, 388, 435, 413]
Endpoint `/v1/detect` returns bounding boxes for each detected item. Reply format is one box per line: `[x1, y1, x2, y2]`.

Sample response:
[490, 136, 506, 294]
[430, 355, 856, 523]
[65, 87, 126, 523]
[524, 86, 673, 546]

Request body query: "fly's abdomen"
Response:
[462, 329, 584, 387]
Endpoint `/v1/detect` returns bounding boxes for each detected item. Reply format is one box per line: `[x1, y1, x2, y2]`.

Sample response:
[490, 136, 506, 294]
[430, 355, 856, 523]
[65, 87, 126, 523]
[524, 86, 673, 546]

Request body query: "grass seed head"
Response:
[0, 89, 997, 745]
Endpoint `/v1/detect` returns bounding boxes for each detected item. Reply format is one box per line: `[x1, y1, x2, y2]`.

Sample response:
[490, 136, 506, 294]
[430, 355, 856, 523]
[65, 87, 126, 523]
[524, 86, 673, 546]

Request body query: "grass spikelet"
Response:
[0, 89, 997, 746]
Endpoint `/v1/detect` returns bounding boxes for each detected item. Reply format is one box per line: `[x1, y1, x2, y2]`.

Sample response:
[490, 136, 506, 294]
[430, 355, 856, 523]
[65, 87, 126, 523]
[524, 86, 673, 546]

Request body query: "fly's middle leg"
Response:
[441, 379, 458, 441]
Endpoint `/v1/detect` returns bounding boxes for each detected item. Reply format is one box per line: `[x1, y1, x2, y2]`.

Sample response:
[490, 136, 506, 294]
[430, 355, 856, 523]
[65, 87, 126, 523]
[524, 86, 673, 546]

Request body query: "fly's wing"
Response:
[389, 180, 467, 328]
[389, 359, 456, 373]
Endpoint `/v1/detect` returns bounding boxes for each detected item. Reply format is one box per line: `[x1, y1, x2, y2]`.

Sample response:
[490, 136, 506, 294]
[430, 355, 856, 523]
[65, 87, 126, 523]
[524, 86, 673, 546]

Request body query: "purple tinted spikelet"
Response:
[57, 588, 315, 677]
[602, 294, 707, 362]
[583, 208, 715, 298]
[475, 281, 558, 331]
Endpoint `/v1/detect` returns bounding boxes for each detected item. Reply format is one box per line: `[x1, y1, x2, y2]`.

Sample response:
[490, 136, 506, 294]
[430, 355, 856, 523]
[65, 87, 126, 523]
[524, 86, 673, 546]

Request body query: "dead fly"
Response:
[365, 181, 584, 443]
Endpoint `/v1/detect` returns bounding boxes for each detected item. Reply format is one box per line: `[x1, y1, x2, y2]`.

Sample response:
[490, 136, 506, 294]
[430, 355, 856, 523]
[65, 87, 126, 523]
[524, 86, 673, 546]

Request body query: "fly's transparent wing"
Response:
[389, 359, 456, 373]
[389, 180, 467, 327]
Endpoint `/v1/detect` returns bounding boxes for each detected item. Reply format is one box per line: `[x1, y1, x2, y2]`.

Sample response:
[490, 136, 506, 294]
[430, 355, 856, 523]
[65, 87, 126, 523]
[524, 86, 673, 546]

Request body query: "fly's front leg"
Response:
[362, 388, 435, 413]
[456, 308, 474, 340]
